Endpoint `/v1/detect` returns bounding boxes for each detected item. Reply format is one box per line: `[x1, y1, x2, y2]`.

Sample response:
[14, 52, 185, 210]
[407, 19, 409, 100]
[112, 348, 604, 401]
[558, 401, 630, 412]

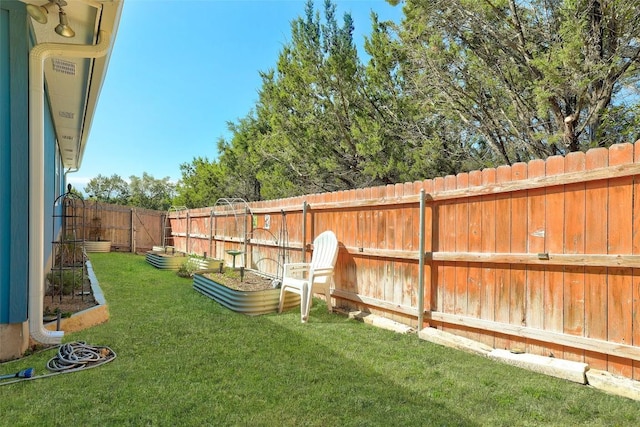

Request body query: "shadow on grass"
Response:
[257, 308, 480, 426]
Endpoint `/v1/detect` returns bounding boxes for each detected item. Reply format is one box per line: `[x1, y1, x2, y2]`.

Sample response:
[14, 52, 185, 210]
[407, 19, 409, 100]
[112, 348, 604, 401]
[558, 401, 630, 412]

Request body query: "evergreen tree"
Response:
[394, 0, 640, 164]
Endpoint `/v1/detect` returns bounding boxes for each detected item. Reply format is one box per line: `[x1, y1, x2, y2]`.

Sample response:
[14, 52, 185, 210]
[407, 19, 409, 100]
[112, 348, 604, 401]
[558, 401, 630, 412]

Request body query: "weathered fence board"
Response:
[510, 162, 528, 352]
[564, 152, 586, 363]
[633, 148, 640, 380]
[494, 166, 512, 350]
[479, 168, 497, 347]
[545, 155, 565, 360]
[526, 159, 545, 356]
[608, 144, 634, 377]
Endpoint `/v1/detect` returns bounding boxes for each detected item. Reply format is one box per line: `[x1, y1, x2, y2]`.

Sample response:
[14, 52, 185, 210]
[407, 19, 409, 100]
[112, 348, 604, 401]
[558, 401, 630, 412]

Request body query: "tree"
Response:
[176, 0, 480, 203]
[216, 116, 265, 201]
[84, 174, 130, 204]
[84, 173, 176, 210]
[360, 12, 484, 178]
[254, 0, 369, 194]
[393, 0, 640, 164]
[128, 172, 176, 211]
[251, 0, 439, 197]
[174, 157, 226, 208]
[185, 0, 640, 204]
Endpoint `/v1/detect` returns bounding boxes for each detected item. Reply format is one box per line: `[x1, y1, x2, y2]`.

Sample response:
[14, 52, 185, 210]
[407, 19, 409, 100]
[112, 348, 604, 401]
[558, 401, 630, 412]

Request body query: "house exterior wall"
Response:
[0, 1, 30, 359]
[0, 7, 10, 322]
[45, 97, 65, 269]
[0, 1, 64, 360]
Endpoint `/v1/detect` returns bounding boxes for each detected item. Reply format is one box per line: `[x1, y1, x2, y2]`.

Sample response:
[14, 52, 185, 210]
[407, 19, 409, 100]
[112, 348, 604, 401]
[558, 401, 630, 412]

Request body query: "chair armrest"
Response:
[310, 267, 333, 276]
[284, 263, 309, 268]
[283, 263, 310, 277]
[309, 267, 334, 281]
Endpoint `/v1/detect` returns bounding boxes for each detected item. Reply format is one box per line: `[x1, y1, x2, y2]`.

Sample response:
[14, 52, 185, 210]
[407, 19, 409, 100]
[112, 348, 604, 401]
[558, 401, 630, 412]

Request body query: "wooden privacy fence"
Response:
[169, 142, 640, 381]
[69, 201, 164, 253]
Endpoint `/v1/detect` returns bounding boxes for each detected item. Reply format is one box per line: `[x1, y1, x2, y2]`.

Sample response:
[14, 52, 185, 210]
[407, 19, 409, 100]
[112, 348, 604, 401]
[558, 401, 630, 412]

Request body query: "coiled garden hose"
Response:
[47, 341, 116, 372]
[0, 341, 116, 386]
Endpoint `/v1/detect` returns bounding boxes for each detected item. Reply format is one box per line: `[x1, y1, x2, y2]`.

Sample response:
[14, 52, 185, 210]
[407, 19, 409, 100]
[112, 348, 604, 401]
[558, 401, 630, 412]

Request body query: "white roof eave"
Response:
[25, 0, 125, 170]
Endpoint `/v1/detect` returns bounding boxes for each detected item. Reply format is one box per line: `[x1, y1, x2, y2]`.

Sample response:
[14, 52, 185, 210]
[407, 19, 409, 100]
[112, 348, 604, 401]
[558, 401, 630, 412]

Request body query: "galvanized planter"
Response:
[146, 251, 188, 270]
[146, 250, 223, 271]
[193, 270, 300, 316]
[84, 240, 112, 253]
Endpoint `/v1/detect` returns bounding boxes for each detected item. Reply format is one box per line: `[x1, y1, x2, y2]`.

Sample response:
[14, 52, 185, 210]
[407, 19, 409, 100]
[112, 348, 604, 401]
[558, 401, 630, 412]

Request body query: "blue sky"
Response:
[68, 0, 403, 191]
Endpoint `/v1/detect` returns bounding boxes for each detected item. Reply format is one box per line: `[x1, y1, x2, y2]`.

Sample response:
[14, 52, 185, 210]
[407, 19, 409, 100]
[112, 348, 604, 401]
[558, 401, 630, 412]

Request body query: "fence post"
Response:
[244, 206, 250, 269]
[186, 211, 190, 254]
[418, 189, 425, 331]
[130, 207, 135, 253]
[209, 209, 214, 259]
[302, 201, 308, 262]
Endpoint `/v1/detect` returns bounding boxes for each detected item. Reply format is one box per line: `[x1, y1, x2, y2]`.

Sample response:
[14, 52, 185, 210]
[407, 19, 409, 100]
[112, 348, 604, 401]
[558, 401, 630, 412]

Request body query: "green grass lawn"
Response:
[1, 252, 639, 426]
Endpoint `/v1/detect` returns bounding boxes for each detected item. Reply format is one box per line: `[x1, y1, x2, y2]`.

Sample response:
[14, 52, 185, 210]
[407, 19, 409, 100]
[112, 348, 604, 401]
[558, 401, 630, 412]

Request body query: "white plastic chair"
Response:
[278, 230, 339, 322]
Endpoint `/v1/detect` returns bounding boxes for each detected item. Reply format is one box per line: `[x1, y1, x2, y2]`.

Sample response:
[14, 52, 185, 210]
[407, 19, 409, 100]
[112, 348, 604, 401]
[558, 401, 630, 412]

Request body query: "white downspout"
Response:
[29, 31, 111, 344]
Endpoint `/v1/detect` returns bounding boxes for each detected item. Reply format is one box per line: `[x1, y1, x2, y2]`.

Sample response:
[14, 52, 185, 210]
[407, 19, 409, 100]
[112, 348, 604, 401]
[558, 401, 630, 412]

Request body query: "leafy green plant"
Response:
[55, 234, 84, 267]
[46, 269, 83, 295]
[176, 260, 198, 278]
[43, 306, 72, 319]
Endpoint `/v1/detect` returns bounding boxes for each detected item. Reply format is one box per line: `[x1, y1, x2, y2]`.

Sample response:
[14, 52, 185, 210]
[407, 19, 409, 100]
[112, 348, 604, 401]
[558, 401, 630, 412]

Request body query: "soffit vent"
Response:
[59, 111, 75, 119]
[52, 59, 76, 76]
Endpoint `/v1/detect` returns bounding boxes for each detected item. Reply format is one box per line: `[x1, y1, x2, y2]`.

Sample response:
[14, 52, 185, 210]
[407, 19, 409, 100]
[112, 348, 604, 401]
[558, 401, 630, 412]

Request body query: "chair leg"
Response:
[325, 287, 332, 313]
[301, 283, 309, 323]
[278, 287, 286, 314]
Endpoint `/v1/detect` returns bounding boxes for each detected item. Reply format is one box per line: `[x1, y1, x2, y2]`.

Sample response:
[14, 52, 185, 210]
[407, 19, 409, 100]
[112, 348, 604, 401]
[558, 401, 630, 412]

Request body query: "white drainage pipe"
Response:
[28, 31, 111, 344]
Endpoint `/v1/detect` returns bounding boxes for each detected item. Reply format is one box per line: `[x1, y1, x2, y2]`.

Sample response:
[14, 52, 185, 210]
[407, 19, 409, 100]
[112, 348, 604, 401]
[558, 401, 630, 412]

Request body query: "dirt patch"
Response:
[201, 270, 277, 292]
[43, 278, 97, 320]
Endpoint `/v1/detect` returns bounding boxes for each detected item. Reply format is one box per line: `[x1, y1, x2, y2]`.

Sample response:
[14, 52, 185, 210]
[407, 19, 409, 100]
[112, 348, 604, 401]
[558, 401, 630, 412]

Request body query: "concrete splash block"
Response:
[488, 349, 588, 384]
[346, 311, 415, 334]
[418, 327, 493, 356]
[586, 369, 640, 401]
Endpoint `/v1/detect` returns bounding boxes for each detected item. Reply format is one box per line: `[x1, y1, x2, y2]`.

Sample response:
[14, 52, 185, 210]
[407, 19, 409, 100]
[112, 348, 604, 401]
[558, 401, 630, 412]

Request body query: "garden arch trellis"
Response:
[50, 184, 86, 303]
[163, 205, 187, 249]
[212, 198, 253, 268]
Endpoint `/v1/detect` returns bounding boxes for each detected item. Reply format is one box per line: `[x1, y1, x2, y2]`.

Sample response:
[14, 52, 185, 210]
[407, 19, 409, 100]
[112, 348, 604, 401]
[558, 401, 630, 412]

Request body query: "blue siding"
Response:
[0, 2, 29, 324]
[0, 9, 10, 323]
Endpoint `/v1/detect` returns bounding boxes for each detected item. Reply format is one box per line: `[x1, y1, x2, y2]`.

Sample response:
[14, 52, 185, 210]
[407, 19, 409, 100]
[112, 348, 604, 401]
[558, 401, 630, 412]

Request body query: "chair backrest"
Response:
[310, 230, 339, 284]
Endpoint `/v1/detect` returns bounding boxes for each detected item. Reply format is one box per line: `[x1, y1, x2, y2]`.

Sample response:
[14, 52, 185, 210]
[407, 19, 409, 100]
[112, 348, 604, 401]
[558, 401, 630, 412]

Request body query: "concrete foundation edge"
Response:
[487, 348, 588, 384]
[0, 322, 29, 361]
[586, 369, 640, 401]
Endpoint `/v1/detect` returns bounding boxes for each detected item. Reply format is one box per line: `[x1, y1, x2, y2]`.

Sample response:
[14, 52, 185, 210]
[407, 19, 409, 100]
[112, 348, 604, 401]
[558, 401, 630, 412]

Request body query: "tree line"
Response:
[89, 0, 640, 210]
[81, 173, 176, 211]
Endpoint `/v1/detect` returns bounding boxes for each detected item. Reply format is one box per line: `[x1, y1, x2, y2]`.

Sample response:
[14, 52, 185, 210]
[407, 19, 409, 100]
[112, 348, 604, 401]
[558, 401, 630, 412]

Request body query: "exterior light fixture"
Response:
[25, 1, 56, 24]
[54, 9, 75, 38]
[26, 0, 75, 38]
